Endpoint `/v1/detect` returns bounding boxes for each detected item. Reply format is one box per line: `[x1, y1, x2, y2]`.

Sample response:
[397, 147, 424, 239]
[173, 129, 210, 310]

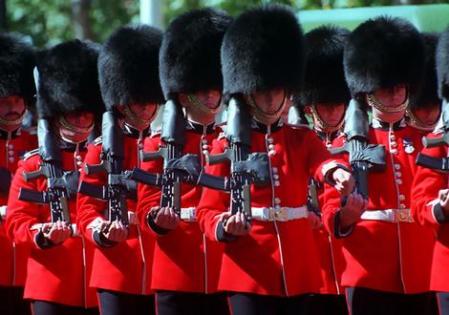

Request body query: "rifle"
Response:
[78, 111, 135, 226]
[330, 99, 386, 199]
[0, 167, 11, 195]
[416, 100, 449, 171]
[205, 96, 270, 220]
[18, 119, 73, 224]
[129, 100, 228, 214]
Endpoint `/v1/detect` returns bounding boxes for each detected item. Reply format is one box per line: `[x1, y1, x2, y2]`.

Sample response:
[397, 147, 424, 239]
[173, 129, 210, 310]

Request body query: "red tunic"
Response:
[411, 130, 449, 292]
[322, 121, 434, 294]
[0, 129, 37, 287]
[5, 148, 96, 307]
[136, 125, 224, 293]
[197, 122, 344, 297]
[77, 133, 154, 295]
[313, 130, 346, 295]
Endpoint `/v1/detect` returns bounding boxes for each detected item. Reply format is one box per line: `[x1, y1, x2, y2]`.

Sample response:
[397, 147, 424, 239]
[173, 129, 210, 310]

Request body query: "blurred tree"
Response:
[4, 0, 448, 47]
[6, 0, 138, 47]
[163, 0, 298, 24]
[0, 0, 6, 29]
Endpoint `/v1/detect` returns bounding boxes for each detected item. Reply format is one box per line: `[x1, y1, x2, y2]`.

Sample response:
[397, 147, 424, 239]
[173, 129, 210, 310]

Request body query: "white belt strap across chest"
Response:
[361, 208, 414, 223]
[251, 206, 308, 222]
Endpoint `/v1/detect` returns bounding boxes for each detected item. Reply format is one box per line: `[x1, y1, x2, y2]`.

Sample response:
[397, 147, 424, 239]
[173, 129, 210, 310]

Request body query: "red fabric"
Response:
[5, 150, 97, 307]
[411, 131, 449, 292]
[0, 130, 36, 287]
[322, 125, 434, 294]
[315, 155, 346, 295]
[77, 135, 154, 295]
[197, 125, 343, 296]
[136, 129, 225, 293]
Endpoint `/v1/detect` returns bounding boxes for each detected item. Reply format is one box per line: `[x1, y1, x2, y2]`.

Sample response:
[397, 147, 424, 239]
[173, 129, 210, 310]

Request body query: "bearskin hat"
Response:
[344, 16, 424, 97]
[159, 8, 232, 99]
[437, 27, 449, 101]
[410, 33, 440, 109]
[36, 39, 104, 119]
[221, 4, 304, 96]
[299, 25, 350, 106]
[99, 25, 164, 110]
[0, 33, 35, 106]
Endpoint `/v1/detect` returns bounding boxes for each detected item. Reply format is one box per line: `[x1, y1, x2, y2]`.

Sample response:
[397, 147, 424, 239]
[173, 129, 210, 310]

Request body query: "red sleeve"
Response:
[197, 138, 231, 242]
[304, 129, 348, 184]
[135, 136, 164, 234]
[320, 136, 350, 236]
[411, 142, 448, 228]
[5, 157, 44, 247]
[76, 143, 107, 243]
[321, 182, 342, 236]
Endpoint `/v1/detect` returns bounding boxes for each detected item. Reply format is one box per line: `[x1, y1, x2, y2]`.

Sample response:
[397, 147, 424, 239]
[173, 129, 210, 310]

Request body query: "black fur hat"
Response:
[221, 4, 304, 96]
[299, 25, 350, 106]
[436, 27, 449, 101]
[159, 8, 232, 99]
[410, 33, 440, 109]
[344, 16, 424, 97]
[99, 25, 164, 110]
[0, 33, 35, 106]
[36, 39, 104, 119]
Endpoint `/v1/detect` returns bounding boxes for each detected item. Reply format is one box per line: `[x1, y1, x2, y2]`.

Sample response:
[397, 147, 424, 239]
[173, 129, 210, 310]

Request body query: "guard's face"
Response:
[58, 111, 94, 144]
[370, 84, 408, 123]
[128, 103, 158, 122]
[249, 88, 287, 125]
[314, 103, 346, 128]
[251, 88, 286, 115]
[118, 103, 158, 131]
[179, 90, 221, 125]
[413, 104, 441, 127]
[0, 96, 26, 131]
[193, 90, 221, 110]
[372, 85, 407, 108]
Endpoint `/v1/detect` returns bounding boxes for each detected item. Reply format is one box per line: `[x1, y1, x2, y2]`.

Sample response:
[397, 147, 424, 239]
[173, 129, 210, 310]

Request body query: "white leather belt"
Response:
[361, 209, 414, 223]
[31, 223, 79, 236]
[87, 211, 139, 232]
[251, 206, 308, 222]
[180, 207, 196, 222]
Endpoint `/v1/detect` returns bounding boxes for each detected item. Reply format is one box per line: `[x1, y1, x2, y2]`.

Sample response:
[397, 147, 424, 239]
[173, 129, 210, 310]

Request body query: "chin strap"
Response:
[58, 116, 93, 144]
[366, 93, 409, 114]
[0, 110, 25, 131]
[406, 108, 437, 132]
[186, 94, 221, 115]
[122, 104, 155, 131]
[311, 105, 344, 134]
[244, 93, 287, 125]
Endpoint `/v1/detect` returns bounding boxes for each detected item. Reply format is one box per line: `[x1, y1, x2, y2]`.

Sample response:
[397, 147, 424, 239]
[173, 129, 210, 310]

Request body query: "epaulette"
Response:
[93, 136, 103, 146]
[23, 148, 39, 161]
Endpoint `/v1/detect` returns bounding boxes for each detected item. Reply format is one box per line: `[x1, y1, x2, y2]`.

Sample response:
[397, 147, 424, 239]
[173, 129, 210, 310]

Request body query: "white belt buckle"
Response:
[273, 207, 289, 222]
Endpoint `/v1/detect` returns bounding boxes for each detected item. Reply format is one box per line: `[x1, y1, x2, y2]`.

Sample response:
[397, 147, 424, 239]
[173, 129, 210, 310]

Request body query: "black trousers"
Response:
[30, 300, 98, 315]
[346, 287, 438, 315]
[0, 286, 30, 315]
[228, 292, 315, 315]
[156, 291, 229, 315]
[97, 289, 155, 315]
[307, 293, 348, 315]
